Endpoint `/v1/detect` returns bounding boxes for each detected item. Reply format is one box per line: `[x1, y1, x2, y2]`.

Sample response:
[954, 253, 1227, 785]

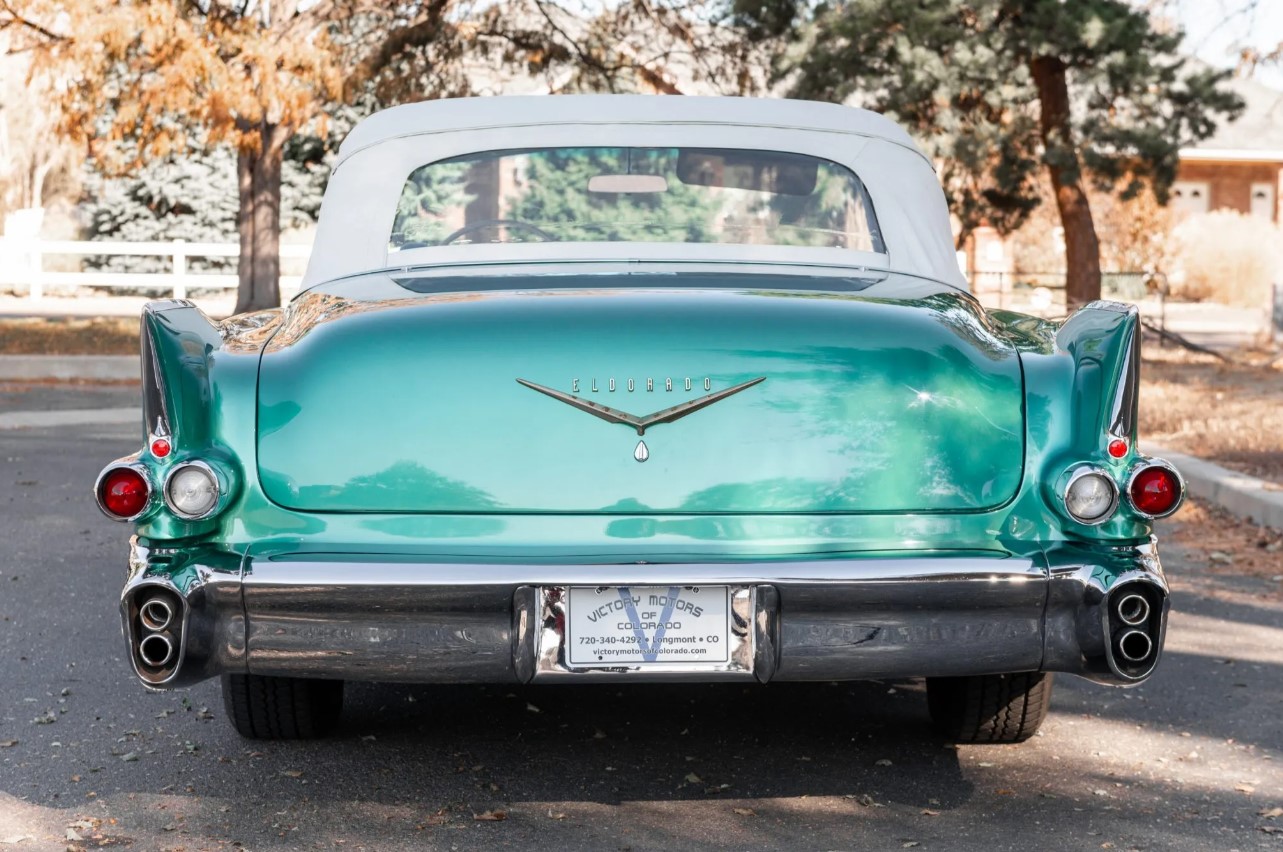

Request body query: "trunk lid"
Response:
[256, 278, 1024, 514]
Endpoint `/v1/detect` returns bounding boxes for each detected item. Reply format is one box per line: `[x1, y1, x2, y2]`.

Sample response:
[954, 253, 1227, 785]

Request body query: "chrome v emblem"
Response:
[516, 377, 766, 437]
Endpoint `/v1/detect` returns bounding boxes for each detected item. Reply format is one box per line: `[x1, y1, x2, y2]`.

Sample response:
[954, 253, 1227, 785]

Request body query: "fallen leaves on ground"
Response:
[473, 810, 507, 821]
[843, 794, 879, 807]
[1168, 498, 1283, 581]
[732, 807, 756, 817]
[0, 317, 140, 356]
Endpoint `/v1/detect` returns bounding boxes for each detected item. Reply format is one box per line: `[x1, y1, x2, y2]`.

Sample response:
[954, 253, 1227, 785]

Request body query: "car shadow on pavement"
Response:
[332, 678, 974, 809]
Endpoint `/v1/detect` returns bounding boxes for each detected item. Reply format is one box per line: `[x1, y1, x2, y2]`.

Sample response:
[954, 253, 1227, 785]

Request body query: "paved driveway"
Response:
[1, 391, 1280, 851]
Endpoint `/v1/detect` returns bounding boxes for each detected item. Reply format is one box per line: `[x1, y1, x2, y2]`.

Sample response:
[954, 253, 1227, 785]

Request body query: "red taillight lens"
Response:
[100, 468, 150, 518]
[1129, 465, 1181, 517]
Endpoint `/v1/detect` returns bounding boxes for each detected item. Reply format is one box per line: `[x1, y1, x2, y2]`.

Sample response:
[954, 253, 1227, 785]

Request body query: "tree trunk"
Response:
[234, 123, 287, 315]
[1029, 55, 1101, 311]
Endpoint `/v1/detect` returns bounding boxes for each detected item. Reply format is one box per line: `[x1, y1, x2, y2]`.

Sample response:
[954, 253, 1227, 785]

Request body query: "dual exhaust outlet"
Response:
[1111, 590, 1158, 669]
[135, 594, 179, 671]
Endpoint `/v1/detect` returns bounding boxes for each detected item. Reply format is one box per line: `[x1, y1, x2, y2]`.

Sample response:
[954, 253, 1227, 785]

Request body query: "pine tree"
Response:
[738, 0, 1245, 307]
[509, 149, 724, 243]
[80, 139, 329, 280]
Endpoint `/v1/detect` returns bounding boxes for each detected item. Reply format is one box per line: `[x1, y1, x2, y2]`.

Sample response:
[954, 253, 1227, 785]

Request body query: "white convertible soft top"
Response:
[304, 96, 965, 289]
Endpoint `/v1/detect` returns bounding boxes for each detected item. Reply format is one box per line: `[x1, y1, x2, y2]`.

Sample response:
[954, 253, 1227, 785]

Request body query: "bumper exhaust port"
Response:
[1115, 593, 1150, 627]
[139, 597, 174, 632]
[1116, 629, 1153, 663]
[138, 633, 176, 668]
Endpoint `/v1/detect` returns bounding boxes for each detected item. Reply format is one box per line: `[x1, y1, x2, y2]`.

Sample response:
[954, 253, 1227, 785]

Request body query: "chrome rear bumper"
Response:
[120, 539, 1168, 689]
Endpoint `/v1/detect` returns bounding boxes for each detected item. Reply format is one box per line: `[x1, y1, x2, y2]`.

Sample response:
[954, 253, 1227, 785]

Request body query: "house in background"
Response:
[964, 72, 1283, 307]
[1173, 74, 1283, 222]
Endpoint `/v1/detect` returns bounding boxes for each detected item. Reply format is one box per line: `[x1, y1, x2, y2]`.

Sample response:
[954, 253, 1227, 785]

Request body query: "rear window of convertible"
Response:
[389, 146, 885, 254]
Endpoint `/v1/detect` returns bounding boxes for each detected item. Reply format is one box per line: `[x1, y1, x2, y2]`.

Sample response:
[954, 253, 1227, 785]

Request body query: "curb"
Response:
[0, 355, 137, 382]
[0, 407, 139, 430]
[1149, 445, 1283, 530]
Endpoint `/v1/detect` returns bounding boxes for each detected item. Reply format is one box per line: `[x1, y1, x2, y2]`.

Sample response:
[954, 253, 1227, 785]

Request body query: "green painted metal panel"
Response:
[117, 272, 1161, 559]
[254, 278, 1025, 514]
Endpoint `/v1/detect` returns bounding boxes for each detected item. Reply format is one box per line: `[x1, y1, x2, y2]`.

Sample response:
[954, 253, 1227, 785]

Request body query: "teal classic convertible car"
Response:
[96, 96, 1183, 742]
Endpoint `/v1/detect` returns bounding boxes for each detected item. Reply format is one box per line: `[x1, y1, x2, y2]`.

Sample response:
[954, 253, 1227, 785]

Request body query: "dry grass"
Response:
[1166, 497, 1283, 580]
[1140, 344, 1283, 483]
[0, 317, 139, 356]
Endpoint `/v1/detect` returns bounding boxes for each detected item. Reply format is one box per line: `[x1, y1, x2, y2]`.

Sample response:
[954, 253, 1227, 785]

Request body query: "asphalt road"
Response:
[2, 385, 1281, 851]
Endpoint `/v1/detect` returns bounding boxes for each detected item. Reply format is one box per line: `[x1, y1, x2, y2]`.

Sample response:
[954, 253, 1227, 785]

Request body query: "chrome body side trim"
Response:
[139, 310, 171, 441]
[120, 541, 1168, 689]
[1107, 306, 1140, 439]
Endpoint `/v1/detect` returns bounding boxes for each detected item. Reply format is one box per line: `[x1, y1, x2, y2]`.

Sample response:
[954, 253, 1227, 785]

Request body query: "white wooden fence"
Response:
[0, 238, 311, 299]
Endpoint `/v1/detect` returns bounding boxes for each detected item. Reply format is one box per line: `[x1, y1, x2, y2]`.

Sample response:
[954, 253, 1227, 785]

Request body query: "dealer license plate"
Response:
[565, 585, 730, 667]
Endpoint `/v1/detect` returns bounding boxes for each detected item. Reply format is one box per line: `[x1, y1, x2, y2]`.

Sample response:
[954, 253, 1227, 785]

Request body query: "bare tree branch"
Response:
[0, 0, 68, 42]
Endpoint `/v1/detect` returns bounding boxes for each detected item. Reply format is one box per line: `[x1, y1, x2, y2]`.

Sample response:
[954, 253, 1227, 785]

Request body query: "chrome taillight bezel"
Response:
[94, 462, 158, 523]
[1061, 464, 1121, 526]
[162, 459, 226, 520]
[1126, 458, 1185, 520]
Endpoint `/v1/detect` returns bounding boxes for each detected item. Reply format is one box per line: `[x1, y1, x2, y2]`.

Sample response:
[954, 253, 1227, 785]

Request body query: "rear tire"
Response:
[926, 672, 1053, 744]
[221, 673, 344, 739]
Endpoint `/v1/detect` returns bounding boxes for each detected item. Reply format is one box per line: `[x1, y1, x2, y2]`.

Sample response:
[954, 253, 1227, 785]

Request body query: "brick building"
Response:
[965, 73, 1283, 303]
[1173, 74, 1283, 222]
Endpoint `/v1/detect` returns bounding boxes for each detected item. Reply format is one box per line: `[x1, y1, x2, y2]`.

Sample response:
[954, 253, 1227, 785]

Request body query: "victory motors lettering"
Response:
[649, 592, 704, 618]
[585, 596, 639, 623]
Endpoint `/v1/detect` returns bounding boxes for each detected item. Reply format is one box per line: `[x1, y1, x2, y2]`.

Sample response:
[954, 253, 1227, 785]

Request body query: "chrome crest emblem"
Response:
[516, 376, 766, 462]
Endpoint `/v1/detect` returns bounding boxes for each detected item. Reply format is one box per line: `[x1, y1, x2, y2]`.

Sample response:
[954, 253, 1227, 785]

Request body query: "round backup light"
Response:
[1065, 468, 1118, 524]
[99, 468, 150, 519]
[165, 463, 220, 519]
[1129, 464, 1182, 518]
